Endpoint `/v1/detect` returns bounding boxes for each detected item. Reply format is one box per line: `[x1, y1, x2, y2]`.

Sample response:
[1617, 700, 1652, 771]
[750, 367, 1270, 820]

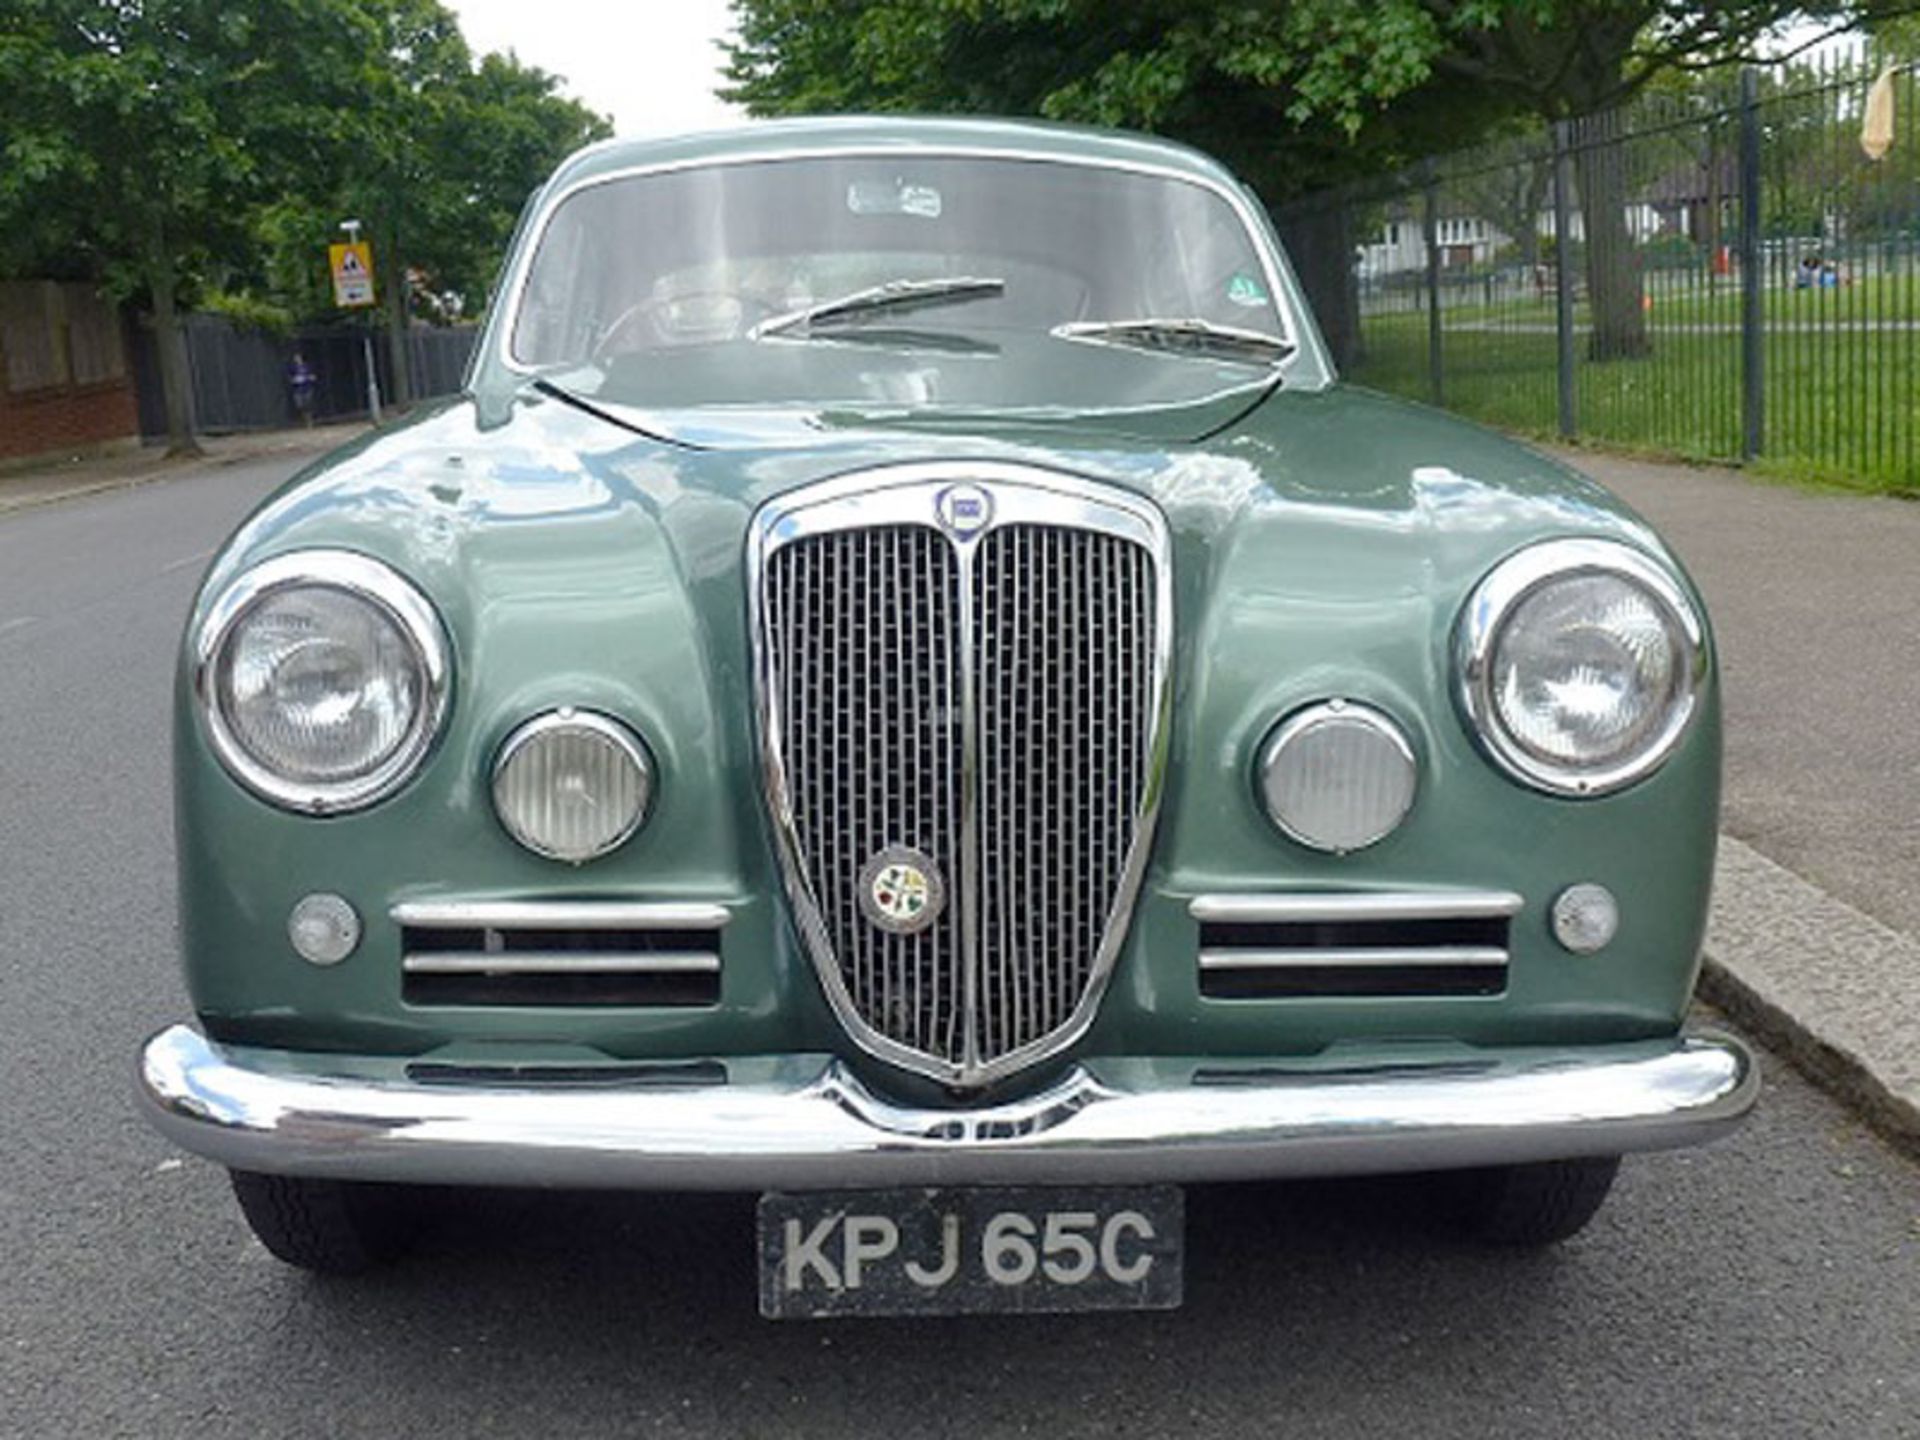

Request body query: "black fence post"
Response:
[1738, 66, 1765, 460]
[1423, 162, 1444, 407]
[1551, 120, 1578, 440]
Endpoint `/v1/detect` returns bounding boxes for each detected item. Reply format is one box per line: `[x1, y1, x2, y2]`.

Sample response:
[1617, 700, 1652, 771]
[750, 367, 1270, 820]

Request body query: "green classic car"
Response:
[138, 117, 1756, 1317]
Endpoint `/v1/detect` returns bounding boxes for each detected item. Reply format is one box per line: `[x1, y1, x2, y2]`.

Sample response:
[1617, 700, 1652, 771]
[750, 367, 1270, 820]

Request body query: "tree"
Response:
[409, 49, 611, 317]
[341, 0, 475, 410]
[0, 0, 607, 454]
[1451, 138, 1554, 277]
[725, 0, 1919, 362]
[0, 2, 360, 453]
[724, 0, 1499, 200]
[228, 2, 606, 406]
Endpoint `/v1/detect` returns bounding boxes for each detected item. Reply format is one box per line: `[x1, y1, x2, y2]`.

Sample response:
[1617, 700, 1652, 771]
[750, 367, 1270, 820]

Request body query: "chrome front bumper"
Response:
[137, 1024, 1757, 1191]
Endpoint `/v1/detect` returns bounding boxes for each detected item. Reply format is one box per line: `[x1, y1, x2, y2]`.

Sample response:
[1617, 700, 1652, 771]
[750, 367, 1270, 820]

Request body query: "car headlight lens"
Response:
[196, 552, 450, 812]
[1458, 539, 1704, 796]
[492, 710, 653, 863]
[1259, 700, 1418, 852]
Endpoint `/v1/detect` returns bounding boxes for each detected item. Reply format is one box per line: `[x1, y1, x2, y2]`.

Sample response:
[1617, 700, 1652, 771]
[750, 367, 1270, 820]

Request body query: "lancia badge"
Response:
[935, 483, 993, 537]
[858, 846, 945, 934]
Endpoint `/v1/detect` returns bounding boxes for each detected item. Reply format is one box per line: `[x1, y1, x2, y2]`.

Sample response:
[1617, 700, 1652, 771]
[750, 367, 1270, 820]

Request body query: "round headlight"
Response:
[195, 551, 450, 812]
[492, 709, 653, 863]
[1259, 700, 1418, 853]
[1458, 539, 1704, 796]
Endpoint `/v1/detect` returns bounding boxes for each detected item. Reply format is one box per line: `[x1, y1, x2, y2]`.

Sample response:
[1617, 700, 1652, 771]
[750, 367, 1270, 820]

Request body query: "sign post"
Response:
[332, 220, 382, 425]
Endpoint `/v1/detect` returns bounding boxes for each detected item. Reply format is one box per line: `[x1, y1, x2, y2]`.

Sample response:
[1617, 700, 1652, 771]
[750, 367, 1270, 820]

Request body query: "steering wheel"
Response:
[591, 291, 780, 361]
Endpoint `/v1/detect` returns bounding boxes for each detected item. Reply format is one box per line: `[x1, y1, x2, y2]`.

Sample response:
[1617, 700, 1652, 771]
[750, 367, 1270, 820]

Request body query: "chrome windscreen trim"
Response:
[1188, 891, 1525, 925]
[137, 1024, 1759, 1191]
[1198, 946, 1509, 971]
[749, 461, 1173, 1089]
[401, 952, 722, 975]
[390, 900, 729, 931]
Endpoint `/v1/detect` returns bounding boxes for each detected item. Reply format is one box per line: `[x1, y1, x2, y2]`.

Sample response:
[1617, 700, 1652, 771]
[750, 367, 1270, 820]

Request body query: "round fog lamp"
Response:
[1259, 700, 1418, 853]
[492, 709, 652, 863]
[288, 892, 361, 966]
[1552, 883, 1619, 954]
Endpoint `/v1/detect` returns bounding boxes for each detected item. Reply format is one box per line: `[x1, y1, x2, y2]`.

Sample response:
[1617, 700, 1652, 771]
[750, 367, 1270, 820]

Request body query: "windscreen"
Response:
[509, 154, 1287, 377]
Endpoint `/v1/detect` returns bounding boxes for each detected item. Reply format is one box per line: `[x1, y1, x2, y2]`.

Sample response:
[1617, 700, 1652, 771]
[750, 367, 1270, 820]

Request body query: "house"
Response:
[1634, 150, 1740, 243]
[1359, 212, 1511, 277]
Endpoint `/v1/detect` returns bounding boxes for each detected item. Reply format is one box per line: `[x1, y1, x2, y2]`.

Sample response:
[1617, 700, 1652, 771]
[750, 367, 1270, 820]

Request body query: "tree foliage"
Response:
[0, 0, 607, 450]
[724, 0, 1498, 199]
[726, 1, 1916, 198]
[724, 0, 1919, 362]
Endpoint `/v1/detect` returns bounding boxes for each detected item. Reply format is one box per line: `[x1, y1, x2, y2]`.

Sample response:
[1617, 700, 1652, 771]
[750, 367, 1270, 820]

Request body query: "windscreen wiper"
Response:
[1052, 317, 1295, 366]
[751, 276, 1005, 340]
[766, 326, 1001, 357]
[522, 370, 693, 449]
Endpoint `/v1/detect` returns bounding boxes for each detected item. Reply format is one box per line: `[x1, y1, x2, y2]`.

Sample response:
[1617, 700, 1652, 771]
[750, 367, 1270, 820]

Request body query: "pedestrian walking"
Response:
[286, 350, 317, 427]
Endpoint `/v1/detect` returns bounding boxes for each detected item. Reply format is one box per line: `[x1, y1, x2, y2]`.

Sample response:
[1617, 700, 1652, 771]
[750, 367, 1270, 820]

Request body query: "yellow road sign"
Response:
[329, 242, 376, 308]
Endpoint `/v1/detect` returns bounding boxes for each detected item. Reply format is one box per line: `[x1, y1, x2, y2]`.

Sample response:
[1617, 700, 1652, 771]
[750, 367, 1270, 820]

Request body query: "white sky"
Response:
[447, 0, 747, 139]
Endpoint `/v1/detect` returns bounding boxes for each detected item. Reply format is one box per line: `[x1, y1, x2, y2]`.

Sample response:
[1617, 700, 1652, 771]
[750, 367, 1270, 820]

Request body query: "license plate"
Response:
[757, 1185, 1183, 1319]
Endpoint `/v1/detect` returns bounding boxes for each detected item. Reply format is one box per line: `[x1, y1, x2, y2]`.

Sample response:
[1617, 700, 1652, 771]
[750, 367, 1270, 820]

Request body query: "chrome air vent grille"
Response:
[395, 900, 725, 1007]
[753, 465, 1170, 1087]
[1191, 892, 1521, 999]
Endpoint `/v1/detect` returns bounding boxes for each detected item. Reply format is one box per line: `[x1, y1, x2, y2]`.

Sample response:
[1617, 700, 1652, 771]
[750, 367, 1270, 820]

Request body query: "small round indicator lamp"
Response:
[288, 892, 362, 966]
[1551, 883, 1619, 955]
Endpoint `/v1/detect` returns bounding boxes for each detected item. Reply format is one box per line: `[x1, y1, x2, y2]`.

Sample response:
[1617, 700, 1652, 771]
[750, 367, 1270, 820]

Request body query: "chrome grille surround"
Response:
[749, 463, 1172, 1088]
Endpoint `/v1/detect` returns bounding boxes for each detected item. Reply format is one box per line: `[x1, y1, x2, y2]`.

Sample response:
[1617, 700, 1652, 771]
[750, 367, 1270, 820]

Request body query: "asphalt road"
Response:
[3, 452, 1918, 1438]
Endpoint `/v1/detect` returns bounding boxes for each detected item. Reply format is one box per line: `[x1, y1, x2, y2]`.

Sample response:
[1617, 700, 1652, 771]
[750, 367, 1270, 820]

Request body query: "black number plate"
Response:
[757, 1185, 1183, 1319]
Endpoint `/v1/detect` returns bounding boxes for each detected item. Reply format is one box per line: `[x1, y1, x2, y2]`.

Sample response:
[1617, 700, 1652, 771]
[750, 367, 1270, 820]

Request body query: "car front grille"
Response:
[974, 525, 1156, 1061]
[767, 526, 967, 1062]
[754, 466, 1168, 1086]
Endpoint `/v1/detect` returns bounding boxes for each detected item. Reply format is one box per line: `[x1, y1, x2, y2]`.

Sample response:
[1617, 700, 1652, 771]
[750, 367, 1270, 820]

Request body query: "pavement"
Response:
[0, 438, 1916, 1435]
[1555, 445, 1920, 1154]
[0, 421, 366, 516]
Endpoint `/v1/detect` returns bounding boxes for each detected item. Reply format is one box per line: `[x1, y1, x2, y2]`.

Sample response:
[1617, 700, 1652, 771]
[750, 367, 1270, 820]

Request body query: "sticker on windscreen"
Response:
[848, 179, 943, 219]
[1226, 272, 1269, 307]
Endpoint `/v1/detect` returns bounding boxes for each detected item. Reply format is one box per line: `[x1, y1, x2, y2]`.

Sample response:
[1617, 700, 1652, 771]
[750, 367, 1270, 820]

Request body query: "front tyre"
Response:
[1437, 1156, 1621, 1246]
[228, 1170, 424, 1273]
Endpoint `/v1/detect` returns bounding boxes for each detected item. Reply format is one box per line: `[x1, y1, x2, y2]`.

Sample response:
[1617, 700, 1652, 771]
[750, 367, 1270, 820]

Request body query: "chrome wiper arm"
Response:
[1052, 317, 1295, 366]
[751, 276, 1005, 340]
[522, 373, 689, 449]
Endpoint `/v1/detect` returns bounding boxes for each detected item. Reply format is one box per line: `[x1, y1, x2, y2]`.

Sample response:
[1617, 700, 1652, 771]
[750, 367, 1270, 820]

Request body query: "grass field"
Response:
[1367, 271, 1920, 332]
[1353, 304, 1920, 491]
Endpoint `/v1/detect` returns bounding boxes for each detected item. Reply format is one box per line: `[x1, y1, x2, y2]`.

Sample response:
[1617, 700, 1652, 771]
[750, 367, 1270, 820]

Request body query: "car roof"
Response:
[547, 115, 1242, 194]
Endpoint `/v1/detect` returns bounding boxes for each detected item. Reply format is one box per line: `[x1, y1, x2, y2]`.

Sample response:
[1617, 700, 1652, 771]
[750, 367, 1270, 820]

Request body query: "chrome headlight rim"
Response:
[193, 550, 452, 814]
[490, 708, 654, 863]
[1257, 698, 1419, 853]
[1457, 537, 1705, 798]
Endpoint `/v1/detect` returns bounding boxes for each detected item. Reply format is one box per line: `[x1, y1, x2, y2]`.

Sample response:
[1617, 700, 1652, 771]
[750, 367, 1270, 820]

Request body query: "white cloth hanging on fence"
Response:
[1861, 65, 1897, 161]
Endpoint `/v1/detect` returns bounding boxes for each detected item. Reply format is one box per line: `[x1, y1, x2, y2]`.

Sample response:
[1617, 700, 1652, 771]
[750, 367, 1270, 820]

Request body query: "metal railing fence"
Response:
[1277, 50, 1920, 489]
